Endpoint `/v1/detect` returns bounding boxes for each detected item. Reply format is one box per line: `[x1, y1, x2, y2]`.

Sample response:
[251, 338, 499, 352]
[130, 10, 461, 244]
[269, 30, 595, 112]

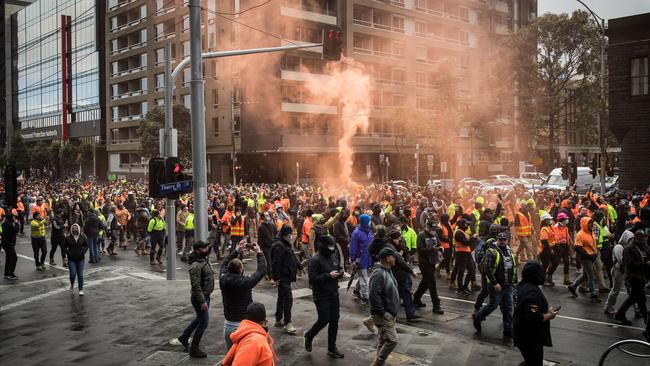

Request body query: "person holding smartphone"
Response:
[514, 261, 560, 366]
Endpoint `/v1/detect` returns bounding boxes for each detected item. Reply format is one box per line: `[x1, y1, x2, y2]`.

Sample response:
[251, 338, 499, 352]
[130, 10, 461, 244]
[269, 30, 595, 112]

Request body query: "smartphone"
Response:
[554, 305, 562, 311]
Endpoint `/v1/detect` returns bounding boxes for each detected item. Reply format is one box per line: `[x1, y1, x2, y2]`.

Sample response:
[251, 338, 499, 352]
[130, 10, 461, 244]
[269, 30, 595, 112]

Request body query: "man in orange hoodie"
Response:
[567, 217, 601, 303]
[222, 302, 275, 366]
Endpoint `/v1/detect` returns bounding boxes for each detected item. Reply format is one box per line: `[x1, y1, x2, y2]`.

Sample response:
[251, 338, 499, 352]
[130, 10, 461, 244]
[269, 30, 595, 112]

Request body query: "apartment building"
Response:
[106, 0, 536, 182]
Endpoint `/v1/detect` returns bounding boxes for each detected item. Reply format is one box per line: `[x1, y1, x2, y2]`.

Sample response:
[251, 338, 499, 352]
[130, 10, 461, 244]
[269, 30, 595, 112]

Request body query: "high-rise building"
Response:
[11, 0, 106, 175]
[106, 0, 537, 182]
[607, 13, 650, 191]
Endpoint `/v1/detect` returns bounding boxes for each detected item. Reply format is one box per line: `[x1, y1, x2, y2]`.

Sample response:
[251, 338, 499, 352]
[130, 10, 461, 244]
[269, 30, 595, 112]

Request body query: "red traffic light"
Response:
[173, 163, 184, 174]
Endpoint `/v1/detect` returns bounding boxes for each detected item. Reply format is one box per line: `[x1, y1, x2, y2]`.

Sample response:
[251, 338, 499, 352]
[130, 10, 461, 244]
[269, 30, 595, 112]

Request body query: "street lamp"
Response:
[576, 0, 607, 196]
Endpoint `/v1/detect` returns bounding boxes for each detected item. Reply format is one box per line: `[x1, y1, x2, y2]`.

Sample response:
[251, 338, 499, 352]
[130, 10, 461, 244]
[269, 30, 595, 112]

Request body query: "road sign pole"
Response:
[163, 43, 176, 280]
[190, 0, 208, 244]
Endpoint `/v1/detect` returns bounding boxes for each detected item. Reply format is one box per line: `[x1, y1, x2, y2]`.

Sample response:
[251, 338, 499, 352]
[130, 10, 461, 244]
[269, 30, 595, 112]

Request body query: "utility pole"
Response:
[163, 43, 177, 280]
[189, 0, 208, 243]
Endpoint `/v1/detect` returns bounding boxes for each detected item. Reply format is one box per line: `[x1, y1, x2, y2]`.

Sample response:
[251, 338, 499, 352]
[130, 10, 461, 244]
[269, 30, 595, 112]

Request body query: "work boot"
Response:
[432, 306, 444, 315]
[449, 280, 457, 289]
[563, 273, 571, 286]
[362, 317, 377, 334]
[49, 259, 57, 266]
[471, 281, 481, 291]
[567, 285, 578, 297]
[543, 274, 555, 287]
[189, 347, 207, 358]
[156, 256, 163, 265]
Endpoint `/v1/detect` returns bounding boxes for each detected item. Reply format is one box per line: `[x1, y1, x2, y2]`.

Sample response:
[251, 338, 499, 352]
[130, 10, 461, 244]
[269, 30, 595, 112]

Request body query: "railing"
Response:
[111, 65, 146, 77]
[111, 90, 147, 100]
[112, 139, 139, 145]
[282, 0, 336, 16]
[598, 339, 650, 366]
[155, 32, 175, 41]
[111, 17, 145, 33]
[112, 114, 144, 123]
[111, 40, 147, 55]
[109, 0, 137, 12]
[352, 19, 405, 34]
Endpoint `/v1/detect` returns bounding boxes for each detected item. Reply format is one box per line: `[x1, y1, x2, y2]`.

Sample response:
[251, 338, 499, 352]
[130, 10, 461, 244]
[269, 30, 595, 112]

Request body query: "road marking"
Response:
[425, 294, 645, 331]
[126, 272, 166, 281]
[0, 268, 105, 288]
[16, 253, 69, 272]
[0, 275, 127, 312]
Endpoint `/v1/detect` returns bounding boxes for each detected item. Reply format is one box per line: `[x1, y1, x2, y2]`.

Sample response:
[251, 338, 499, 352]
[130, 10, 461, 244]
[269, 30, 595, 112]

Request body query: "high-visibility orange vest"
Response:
[440, 225, 451, 249]
[231, 217, 245, 237]
[538, 226, 556, 254]
[553, 224, 569, 245]
[515, 212, 532, 237]
[16, 201, 24, 213]
[454, 228, 472, 253]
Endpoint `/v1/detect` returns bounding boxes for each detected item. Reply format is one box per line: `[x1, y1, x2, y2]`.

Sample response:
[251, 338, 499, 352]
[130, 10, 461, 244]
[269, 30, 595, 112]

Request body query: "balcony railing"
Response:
[112, 114, 144, 123]
[109, 0, 137, 12]
[111, 40, 147, 55]
[352, 19, 405, 34]
[111, 139, 139, 145]
[111, 90, 147, 100]
[111, 65, 146, 78]
[110, 17, 145, 33]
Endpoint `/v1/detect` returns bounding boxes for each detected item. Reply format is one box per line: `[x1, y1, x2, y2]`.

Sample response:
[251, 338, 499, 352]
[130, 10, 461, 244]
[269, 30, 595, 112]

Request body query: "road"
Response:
[0, 234, 648, 366]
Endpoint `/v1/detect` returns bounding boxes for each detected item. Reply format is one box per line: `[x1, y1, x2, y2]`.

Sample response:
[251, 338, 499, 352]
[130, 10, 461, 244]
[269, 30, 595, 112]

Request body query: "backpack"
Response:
[474, 238, 489, 265]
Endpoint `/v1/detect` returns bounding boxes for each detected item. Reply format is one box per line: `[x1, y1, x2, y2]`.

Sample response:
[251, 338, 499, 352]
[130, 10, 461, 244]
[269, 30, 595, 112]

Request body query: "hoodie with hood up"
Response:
[222, 319, 275, 366]
[513, 261, 552, 349]
[574, 217, 597, 261]
[62, 224, 88, 262]
[188, 251, 215, 304]
[308, 237, 341, 301]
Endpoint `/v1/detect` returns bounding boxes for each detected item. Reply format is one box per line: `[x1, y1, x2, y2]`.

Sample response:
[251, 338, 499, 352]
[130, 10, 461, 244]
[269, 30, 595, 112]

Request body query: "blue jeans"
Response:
[224, 320, 240, 351]
[179, 296, 210, 348]
[68, 260, 85, 290]
[572, 259, 597, 297]
[87, 235, 99, 262]
[477, 284, 513, 332]
[398, 277, 416, 318]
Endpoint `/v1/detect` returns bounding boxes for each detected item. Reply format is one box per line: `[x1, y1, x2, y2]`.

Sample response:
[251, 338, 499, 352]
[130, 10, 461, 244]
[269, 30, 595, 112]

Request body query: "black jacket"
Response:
[1, 220, 19, 247]
[416, 230, 439, 266]
[368, 237, 414, 283]
[51, 216, 66, 242]
[332, 219, 350, 247]
[308, 241, 341, 300]
[62, 234, 89, 262]
[514, 262, 552, 348]
[83, 213, 103, 237]
[622, 243, 648, 280]
[257, 222, 276, 250]
[219, 250, 266, 322]
[271, 237, 301, 282]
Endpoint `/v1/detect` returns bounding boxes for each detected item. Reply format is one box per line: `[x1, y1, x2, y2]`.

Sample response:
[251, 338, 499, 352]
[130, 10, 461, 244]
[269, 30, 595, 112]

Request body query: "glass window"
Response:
[631, 57, 649, 96]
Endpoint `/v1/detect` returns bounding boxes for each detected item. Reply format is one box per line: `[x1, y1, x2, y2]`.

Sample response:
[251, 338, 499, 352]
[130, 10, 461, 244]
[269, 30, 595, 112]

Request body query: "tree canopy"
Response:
[137, 103, 192, 164]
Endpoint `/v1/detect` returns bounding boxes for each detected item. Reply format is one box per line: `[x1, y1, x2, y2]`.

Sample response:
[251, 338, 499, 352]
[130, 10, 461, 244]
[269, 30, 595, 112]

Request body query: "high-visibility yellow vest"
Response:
[185, 213, 195, 230]
[515, 213, 532, 237]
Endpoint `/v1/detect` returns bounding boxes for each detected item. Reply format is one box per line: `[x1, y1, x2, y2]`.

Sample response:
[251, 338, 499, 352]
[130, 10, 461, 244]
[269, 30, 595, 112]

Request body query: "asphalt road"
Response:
[1, 234, 649, 366]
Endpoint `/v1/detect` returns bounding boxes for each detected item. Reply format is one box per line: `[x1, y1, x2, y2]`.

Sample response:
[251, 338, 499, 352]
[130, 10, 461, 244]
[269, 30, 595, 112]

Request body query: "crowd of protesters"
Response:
[2, 176, 650, 365]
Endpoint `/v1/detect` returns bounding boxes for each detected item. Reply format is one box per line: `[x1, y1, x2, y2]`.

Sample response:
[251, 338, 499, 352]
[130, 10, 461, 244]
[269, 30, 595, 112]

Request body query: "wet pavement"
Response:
[0, 234, 647, 365]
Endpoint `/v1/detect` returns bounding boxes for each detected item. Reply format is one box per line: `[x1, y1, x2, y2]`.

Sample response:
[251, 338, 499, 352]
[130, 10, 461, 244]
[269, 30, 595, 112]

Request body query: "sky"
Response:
[539, 0, 650, 20]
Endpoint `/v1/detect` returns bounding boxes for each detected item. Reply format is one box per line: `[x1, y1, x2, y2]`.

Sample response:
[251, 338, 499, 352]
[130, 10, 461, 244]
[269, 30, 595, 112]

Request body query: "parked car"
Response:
[519, 172, 548, 185]
[486, 175, 514, 183]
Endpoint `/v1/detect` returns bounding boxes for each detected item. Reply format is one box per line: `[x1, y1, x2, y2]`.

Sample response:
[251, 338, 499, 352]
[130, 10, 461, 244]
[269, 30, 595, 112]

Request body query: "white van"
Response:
[542, 167, 598, 194]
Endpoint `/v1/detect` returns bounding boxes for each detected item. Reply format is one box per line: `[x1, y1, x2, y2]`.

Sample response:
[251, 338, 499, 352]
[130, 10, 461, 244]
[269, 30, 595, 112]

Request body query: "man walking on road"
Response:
[369, 247, 401, 366]
[304, 236, 345, 358]
[220, 239, 266, 350]
[2, 213, 19, 280]
[271, 224, 302, 335]
[30, 211, 47, 270]
[413, 219, 444, 314]
[176, 240, 214, 358]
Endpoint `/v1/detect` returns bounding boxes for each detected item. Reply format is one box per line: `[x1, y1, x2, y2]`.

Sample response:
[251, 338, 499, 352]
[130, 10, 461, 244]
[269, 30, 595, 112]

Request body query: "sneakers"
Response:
[614, 315, 632, 326]
[362, 317, 377, 334]
[150, 260, 157, 265]
[156, 257, 163, 265]
[406, 315, 421, 322]
[79, 290, 84, 296]
[567, 285, 578, 297]
[69, 286, 74, 293]
[472, 313, 482, 334]
[304, 332, 312, 352]
[414, 300, 427, 308]
[189, 347, 207, 358]
[4, 275, 18, 280]
[49, 259, 57, 266]
[604, 307, 616, 316]
[327, 348, 344, 358]
[274, 321, 284, 328]
[284, 322, 297, 335]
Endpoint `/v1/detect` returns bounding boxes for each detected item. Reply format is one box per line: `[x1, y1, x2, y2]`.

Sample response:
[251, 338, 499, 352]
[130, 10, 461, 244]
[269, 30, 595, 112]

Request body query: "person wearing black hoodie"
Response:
[2, 213, 20, 280]
[257, 211, 276, 280]
[304, 235, 345, 358]
[514, 261, 559, 366]
[50, 210, 67, 267]
[271, 224, 302, 335]
[61, 224, 88, 296]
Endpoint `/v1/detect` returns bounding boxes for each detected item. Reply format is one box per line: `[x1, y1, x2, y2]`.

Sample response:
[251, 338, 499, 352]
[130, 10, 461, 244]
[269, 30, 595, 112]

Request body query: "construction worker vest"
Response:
[231, 217, 245, 237]
[454, 228, 472, 253]
[185, 213, 195, 230]
[515, 213, 532, 237]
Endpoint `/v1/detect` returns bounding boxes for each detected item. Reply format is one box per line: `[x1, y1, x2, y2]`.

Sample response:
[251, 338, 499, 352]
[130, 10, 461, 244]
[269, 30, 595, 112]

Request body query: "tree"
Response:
[80, 141, 94, 165]
[507, 10, 601, 166]
[28, 141, 51, 170]
[137, 104, 192, 164]
[6, 134, 31, 171]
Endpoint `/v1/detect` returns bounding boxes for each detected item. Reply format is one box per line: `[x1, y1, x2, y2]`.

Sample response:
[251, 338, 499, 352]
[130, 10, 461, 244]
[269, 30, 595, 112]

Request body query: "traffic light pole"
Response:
[163, 43, 177, 280]
[164, 19, 321, 279]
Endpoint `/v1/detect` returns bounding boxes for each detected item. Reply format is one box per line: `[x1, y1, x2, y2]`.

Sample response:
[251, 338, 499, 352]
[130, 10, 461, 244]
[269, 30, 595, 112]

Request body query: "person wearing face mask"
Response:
[550, 213, 572, 286]
[413, 219, 444, 315]
[230, 207, 248, 252]
[175, 240, 214, 358]
[350, 214, 374, 305]
[257, 211, 277, 280]
[221, 302, 275, 366]
[567, 217, 601, 303]
[514, 261, 559, 366]
[220, 238, 266, 350]
[473, 232, 517, 338]
[271, 224, 302, 335]
[304, 236, 345, 358]
[537, 214, 557, 285]
[61, 224, 88, 296]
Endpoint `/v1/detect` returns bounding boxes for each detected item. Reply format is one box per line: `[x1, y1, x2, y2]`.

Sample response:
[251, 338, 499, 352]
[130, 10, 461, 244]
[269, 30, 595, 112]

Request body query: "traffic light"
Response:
[148, 158, 165, 199]
[165, 157, 186, 183]
[590, 156, 598, 179]
[3, 165, 18, 209]
[323, 28, 343, 61]
[606, 164, 615, 177]
[561, 162, 568, 180]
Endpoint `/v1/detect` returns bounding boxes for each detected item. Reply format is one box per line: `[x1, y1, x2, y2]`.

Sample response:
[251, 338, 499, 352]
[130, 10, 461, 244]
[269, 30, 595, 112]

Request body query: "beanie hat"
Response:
[245, 302, 267, 324]
[378, 247, 397, 260]
[193, 240, 210, 251]
[359, 214, 371, 229]
[279, 224, 293, 238]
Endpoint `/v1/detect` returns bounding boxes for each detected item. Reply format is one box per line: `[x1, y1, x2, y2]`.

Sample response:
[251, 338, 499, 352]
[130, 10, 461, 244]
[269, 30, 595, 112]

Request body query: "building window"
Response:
[212, 117, 219, 137]
[415, 46, 426, 62]
[183, 41, 190, 57]
[392, 42, 405, 57]
[212, 89, 219, 106]
[182, 94, 191, 109]
[631, 57, 649, 96]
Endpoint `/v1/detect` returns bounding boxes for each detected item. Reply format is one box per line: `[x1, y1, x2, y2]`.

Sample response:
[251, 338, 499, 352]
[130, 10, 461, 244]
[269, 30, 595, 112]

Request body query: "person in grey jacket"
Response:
[368, 247, 400, 366]
[176, 241, 214, 358]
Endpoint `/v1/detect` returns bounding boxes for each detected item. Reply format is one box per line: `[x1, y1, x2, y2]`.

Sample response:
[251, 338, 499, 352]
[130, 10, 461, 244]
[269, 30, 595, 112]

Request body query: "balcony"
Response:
[494, 0, 509, 13]
[281, 102, 337, 114]
[111, 114, 144, 123]
[108, 0, 138, 12]
[111, 31, 147, 55]
[154, 19, 177, 41]
[111, 138, 139, 145]
[111, 54, 147, 77]
[110, 6, 146, 33]
[281, 0, 336, 25]
[352, 5, 405, 35]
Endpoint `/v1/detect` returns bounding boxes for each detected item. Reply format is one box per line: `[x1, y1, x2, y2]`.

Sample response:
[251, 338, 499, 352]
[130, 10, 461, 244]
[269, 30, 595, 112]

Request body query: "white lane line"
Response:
[425, 294, 645, 331]
[0, 275, 127, 312]
[16, 254, 69, 272]
[0, 268, 105, 288]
